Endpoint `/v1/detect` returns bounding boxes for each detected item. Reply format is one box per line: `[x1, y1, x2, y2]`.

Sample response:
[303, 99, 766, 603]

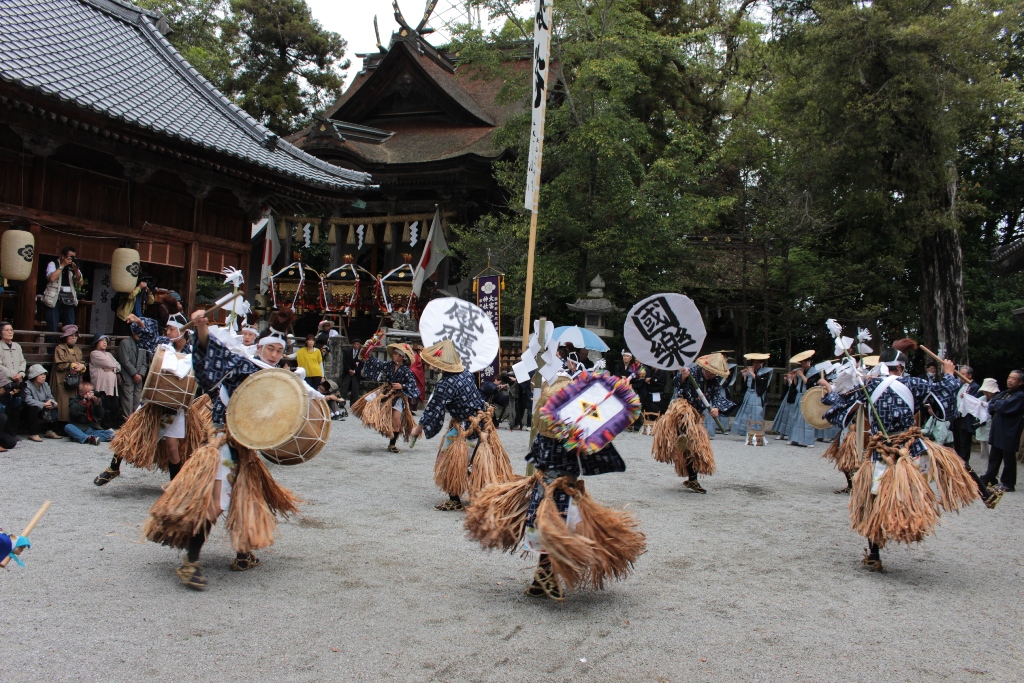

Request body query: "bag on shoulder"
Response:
[42, 270, 60, 308]
[64, 371, 81, 390]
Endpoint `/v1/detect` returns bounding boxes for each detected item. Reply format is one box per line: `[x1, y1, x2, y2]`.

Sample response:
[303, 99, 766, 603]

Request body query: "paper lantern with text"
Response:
[1, 229, 35, 281]
[111, 247, 141, 292]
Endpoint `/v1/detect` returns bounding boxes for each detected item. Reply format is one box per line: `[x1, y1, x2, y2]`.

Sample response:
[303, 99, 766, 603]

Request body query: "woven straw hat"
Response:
[695, 352, 731, 378]
[420, 339, 464, 373]
[862, 355, 880, 368]
[744, 352, 770, 361]
[789, 349, 815, 364]
[386, 342, 416, 364]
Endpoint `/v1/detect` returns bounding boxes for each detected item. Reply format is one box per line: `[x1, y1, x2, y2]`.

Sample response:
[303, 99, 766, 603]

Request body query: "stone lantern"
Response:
[566, 275, 621, 338]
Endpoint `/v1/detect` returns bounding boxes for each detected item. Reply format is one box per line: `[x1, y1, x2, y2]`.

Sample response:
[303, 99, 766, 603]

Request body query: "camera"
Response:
[92, 390, 107, 398]
[4, 381, 22, 394]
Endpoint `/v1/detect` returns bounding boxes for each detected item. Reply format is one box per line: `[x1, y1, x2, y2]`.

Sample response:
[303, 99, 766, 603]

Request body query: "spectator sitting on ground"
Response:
[318, 379, 346, 420]
[65, 381, 115, 445]
[23, 364, 60, 442]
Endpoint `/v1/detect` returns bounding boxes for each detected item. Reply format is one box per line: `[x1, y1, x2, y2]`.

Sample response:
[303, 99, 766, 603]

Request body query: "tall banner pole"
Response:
[521, 0, 553, 351]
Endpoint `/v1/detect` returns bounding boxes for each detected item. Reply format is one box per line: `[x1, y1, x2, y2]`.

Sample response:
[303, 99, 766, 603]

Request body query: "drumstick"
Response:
[180, 295, 241, 332]
[918, 345, 970, 383]
[0, 500, 50, 569]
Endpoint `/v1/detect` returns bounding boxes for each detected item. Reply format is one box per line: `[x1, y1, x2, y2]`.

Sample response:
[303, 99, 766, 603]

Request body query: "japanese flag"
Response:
[412, 208, 447, 297]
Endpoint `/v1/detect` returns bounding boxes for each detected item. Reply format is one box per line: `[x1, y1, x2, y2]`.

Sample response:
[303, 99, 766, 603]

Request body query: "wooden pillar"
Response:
[15, 223, 41, 330]
[183, 241, 199, 313]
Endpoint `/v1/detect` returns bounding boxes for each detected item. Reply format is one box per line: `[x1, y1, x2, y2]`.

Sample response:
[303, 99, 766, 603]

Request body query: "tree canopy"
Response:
[447, 0, 1024, 377]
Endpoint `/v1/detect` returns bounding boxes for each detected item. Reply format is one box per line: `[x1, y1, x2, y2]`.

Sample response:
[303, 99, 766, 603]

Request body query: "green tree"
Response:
[221, 0, 349, 135]
[137, 0, 234, 88]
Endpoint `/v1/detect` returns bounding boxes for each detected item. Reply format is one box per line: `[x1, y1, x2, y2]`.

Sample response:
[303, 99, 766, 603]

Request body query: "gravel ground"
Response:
[0, 417, 1021, 683]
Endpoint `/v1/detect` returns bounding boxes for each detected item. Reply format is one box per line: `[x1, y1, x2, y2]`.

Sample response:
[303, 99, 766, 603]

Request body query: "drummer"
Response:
[153, 310, 290, 590]
[93, 312, 193, 487]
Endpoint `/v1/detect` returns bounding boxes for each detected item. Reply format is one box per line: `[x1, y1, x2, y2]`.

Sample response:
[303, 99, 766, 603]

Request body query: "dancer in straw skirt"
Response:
[465, 367, 645, 601]
[818, 345, 980, 572]
[354, 342, 419, 452]
[730, 353, 772, 436]
[93, 312, 207, 487]
[653, 353, 734, 494]
[143, 311, 299, 590]
[409, 339, 513, 511]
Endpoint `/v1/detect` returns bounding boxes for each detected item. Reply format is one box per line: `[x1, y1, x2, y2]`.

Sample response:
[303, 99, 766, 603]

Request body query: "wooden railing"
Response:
[11, 330, 128, 371]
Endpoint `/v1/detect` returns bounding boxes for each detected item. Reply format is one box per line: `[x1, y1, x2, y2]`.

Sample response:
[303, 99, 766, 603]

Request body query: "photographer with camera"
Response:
[65, 380, 115, 445]
[0, 322, 26, 437]
[42, 247, 83, 332]
[23, 365, 61, 442]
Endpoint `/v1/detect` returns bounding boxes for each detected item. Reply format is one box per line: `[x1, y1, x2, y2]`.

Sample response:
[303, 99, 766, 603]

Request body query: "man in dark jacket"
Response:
[951, 365, 980, 465]
[117, 328, 151, 419]
[339, 339, 364, 406]
[481, 373, 511, 425]
[65, 381, 115, 445]
[982, 369, 1024, 493]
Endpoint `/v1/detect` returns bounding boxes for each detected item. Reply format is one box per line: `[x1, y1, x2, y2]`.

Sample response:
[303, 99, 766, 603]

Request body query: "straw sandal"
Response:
[525, 565, 564, 601]
[861, 553, 884, 572]
[230, 552, 261, 571]
[683, 480, 706, 494]
[93, 467, 120, 486]
[387, 444, 402, 453]
[834, 485, 852, 494]
[434, 499, 464, 511]
[176, 561, 208, 590]
[984, 486, 1005, 510]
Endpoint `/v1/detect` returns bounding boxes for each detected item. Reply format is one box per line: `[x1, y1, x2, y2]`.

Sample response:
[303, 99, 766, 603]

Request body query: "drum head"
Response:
[227, 369, 309, 451]
[801, 386, 832, 430]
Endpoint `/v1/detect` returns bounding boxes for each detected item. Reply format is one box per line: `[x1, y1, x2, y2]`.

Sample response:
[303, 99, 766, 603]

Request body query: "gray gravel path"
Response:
[0, 420, 1020, 682]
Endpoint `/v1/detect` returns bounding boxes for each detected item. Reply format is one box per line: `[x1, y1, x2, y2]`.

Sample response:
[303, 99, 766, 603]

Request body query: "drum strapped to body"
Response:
[142, 346, 198, 410]
[226, 368, 331, 466]
[801, 386, 832, 430]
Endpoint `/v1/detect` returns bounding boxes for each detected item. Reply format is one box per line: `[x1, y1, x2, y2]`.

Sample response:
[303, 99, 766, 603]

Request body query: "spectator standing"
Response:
[339, 339, 364, 406]
[510, 372, 534, 431]
[0, 321, 26, 436]
[295, 334, 324, 390]
[0, 368, 19, 451]
[951, 365, 981, 466]
[65, 381, 115, 445]
[117, 327, 150, 417]
[22, 364, 60, 441]
[114, 279, 154, 336]
[88, 335, 121, 427]
[42, 247, 83, 332]
[50, 325, 86, 423]
[481, 373, 511, 425]
[976, 378, 999, 463]
[982, 369, 1024, 493]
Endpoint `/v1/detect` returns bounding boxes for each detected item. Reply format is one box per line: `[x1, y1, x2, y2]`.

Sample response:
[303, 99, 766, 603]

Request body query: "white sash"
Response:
[870, 375, 914, 412]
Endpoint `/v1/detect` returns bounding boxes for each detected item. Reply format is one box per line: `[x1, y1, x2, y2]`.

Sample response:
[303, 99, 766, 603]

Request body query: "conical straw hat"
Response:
[695, 352, 730, 378]
[789, 349, 815, 364]
[420, 339, 464, 373]
[744, 352, 771, 361]
[386, 342, 416, 364]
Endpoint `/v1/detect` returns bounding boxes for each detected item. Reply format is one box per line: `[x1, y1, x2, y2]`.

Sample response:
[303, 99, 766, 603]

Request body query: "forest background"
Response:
[141, 0, 1024, 379]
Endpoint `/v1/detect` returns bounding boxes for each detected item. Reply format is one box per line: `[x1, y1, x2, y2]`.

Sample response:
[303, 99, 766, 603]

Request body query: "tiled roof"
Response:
[0, 0, 375, 194]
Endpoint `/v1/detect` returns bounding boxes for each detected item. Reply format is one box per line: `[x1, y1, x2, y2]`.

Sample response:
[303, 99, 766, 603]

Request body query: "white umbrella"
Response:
[551, 326, 610, 352]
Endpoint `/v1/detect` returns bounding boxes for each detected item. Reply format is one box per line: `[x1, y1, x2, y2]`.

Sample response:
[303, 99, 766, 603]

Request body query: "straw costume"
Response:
[94, 313, 209, 487]
[353, 343, 419, 452]
[654, 353, 734, 494]
[820, 345, 979, 571]
[143, 317, 300, 590]
[465, 370, 645, 601]
[411, 340, 514, 511]
[730, 353, 772, 436]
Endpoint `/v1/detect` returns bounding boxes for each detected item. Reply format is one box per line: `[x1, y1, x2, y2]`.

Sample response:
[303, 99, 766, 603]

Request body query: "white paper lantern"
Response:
[111, 247, 141, 293]
[1, 229, 35, 282]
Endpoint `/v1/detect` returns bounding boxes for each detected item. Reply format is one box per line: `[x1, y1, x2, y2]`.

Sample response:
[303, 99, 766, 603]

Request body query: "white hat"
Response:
[27, 364, 47, 380]
[166, 313, 188, 329]
[980, 378, 999, 393]
[258, 330, 288, 348]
